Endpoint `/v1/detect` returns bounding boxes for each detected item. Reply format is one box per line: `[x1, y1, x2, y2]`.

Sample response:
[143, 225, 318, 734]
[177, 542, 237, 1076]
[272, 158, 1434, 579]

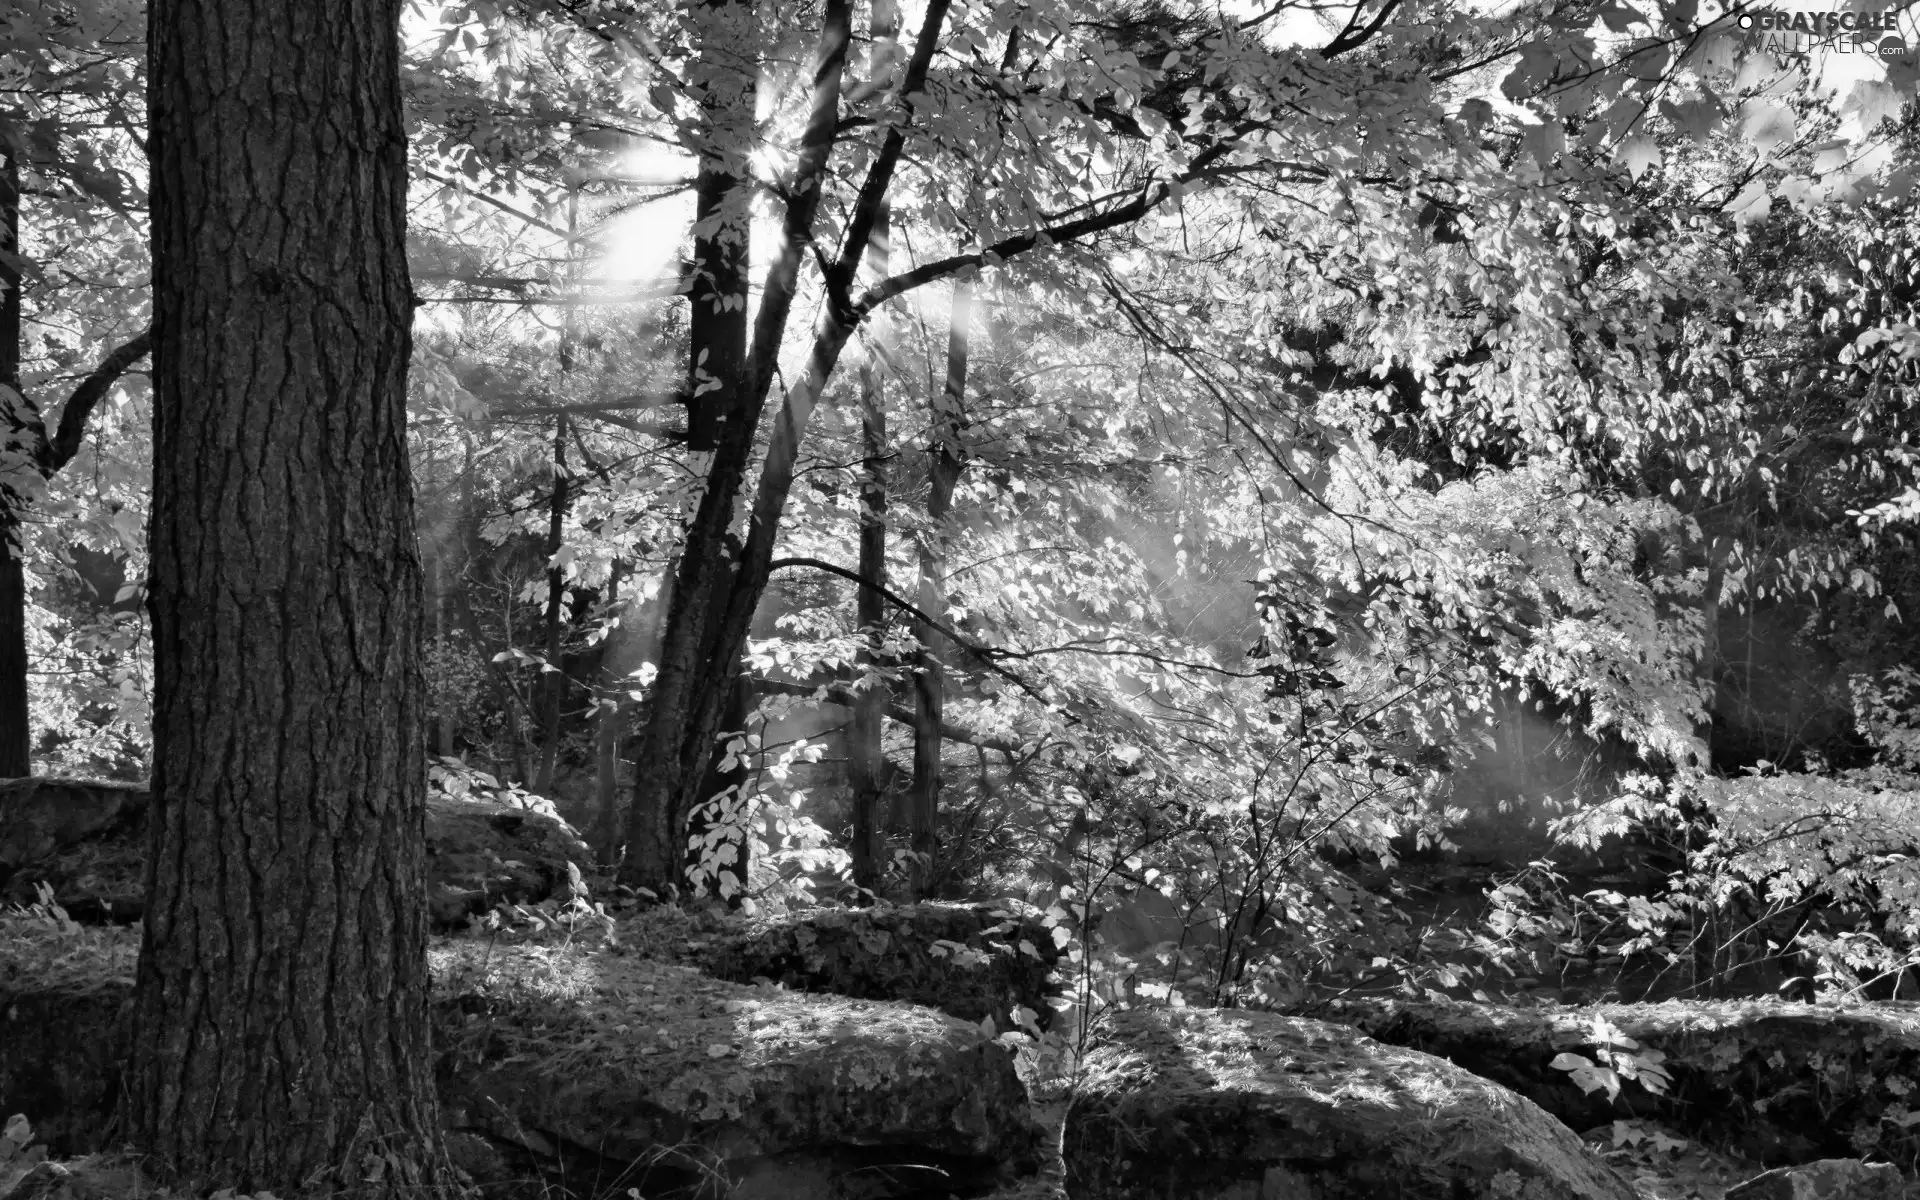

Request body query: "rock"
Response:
[0, 780, 148, 922]
[437, 942, 1044, 1198]
[1725, 1159, 1906, 1199]
[1, 928, 1047, 1199]
[0, 777, 591, 930]
[0, 1159, 146, 1200]
[0, 920, 137, 1157]
[1322, 997, 1920, 1169]
[700, 901, 1065, 1029]
[423, 798, 594, 928]
[1064, 1006, 1637, 1200]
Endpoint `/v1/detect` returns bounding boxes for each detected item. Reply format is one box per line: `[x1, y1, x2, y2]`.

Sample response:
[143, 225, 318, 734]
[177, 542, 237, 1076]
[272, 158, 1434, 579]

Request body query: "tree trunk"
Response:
[0, 153, 31, 779]
[619, 0, 945, 895]
[686, 666, 753, 903]
[431, 552, 454, 757]
[618, 0, 765, 894]
[591, 561, 636, 863]
[848, 83, 896, 891]
[906, 277, 972, 897]
[131, 0, 455, 1192]
[534, 412, 570, 792]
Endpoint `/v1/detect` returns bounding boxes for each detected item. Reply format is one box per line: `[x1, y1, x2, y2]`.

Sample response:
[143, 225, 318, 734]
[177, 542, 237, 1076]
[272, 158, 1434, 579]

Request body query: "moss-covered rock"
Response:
[436, 939, 1043, 1197]
[0, 923, 1045, 1199]
[1064, 1007, 1637, 1200]
[1325, 997, 1920, 1169]
[699, 901, 1065, 1029]
[0, 778, 591, 930]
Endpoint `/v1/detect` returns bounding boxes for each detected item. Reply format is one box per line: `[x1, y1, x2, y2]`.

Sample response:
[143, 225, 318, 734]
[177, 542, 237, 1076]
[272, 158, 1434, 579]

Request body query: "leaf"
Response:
[1774, 175, 1819, 211]
[1597, 1, 1644, 33]
[1550, 1051, 1594, 1071]
[1739, 99, 1796, 155]
[1660, 92, 1724, 141]
[1615, 134, 1660, 181]
[1843, 79, 1902, 132]
[1727, 178, 1771, 227]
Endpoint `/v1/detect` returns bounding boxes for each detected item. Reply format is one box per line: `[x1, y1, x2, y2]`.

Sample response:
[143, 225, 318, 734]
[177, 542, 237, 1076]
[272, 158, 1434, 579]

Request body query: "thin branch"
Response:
[754, 677, 1027, 753]
[46, 328, 151, 471]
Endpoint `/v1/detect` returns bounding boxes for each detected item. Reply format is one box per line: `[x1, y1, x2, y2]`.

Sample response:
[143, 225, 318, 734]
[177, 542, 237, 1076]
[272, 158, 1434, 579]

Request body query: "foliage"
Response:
[1551, 1015, 1674, 1103]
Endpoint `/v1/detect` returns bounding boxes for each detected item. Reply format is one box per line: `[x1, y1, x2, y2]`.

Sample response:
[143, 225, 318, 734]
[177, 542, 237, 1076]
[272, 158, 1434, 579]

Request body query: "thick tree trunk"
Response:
[905, 277, 972, 896]
[0, 155, 31, 778]
[131, 1, 455, 1193]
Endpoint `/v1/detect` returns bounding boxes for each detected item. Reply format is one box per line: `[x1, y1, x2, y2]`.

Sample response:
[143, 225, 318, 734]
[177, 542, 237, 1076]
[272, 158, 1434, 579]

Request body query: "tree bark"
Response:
[905, 277, 972, 897]
[0, 153, 29, 778]
[131, 0, 454, 1192]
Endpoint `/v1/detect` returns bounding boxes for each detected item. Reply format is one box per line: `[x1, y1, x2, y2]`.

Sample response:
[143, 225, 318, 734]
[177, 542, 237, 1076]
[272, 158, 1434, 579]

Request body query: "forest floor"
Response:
[0, 900, 1890, 1200]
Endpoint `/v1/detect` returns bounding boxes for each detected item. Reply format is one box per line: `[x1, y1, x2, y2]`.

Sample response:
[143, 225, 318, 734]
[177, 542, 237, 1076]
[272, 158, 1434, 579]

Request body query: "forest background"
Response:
[9, 0, 1920, 1048]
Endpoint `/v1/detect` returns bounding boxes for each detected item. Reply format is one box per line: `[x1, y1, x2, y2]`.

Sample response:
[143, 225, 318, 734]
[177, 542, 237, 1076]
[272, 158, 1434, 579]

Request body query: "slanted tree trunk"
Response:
[619, 0, 957, 895]
[905, 277, 972, 897]
[130, 0, 455, 1192]
[619, 0, 760, 894]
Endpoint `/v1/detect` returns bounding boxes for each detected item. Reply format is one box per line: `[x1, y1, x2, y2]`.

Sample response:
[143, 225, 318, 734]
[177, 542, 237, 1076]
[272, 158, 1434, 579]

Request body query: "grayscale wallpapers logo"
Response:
[1735, 7, 1911, 55]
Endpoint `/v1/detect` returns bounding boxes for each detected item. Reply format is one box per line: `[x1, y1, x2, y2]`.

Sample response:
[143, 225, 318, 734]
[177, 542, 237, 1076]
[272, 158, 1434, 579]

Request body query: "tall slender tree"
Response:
[129, 0, 456, 1192]
[905, 277, 971, 896]
[847, 0, 900, 893]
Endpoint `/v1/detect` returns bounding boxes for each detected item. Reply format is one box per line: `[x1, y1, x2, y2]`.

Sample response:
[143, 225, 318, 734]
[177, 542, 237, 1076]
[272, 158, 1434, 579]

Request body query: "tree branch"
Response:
[753, 676, 1026, 753]
[45, 328, 151, 472]
[854, 155, 1261, 316]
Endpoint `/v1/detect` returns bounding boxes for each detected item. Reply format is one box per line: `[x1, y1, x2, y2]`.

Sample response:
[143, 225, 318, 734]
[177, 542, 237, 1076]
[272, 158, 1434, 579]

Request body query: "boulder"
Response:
[423, 799, 594, 928]
[1, 926, 1046, 1199]
[0, 780, 148, 922]
[1725, 1159, 1906, 1200]
[0, 921, 137, 1155]
[1064, 1006, 1637, 1200]
[1324, 997, 1920, 1168]
[0, 778, 591, 930]
[700, 901, 1065, 1029]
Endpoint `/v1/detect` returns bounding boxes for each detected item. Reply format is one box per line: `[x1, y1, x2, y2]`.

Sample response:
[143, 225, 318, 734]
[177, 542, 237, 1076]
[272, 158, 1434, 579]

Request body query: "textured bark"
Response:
[905, 278, 971, 896]
[0, 155, 30, 778]
[132, 0, 454, 1193]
